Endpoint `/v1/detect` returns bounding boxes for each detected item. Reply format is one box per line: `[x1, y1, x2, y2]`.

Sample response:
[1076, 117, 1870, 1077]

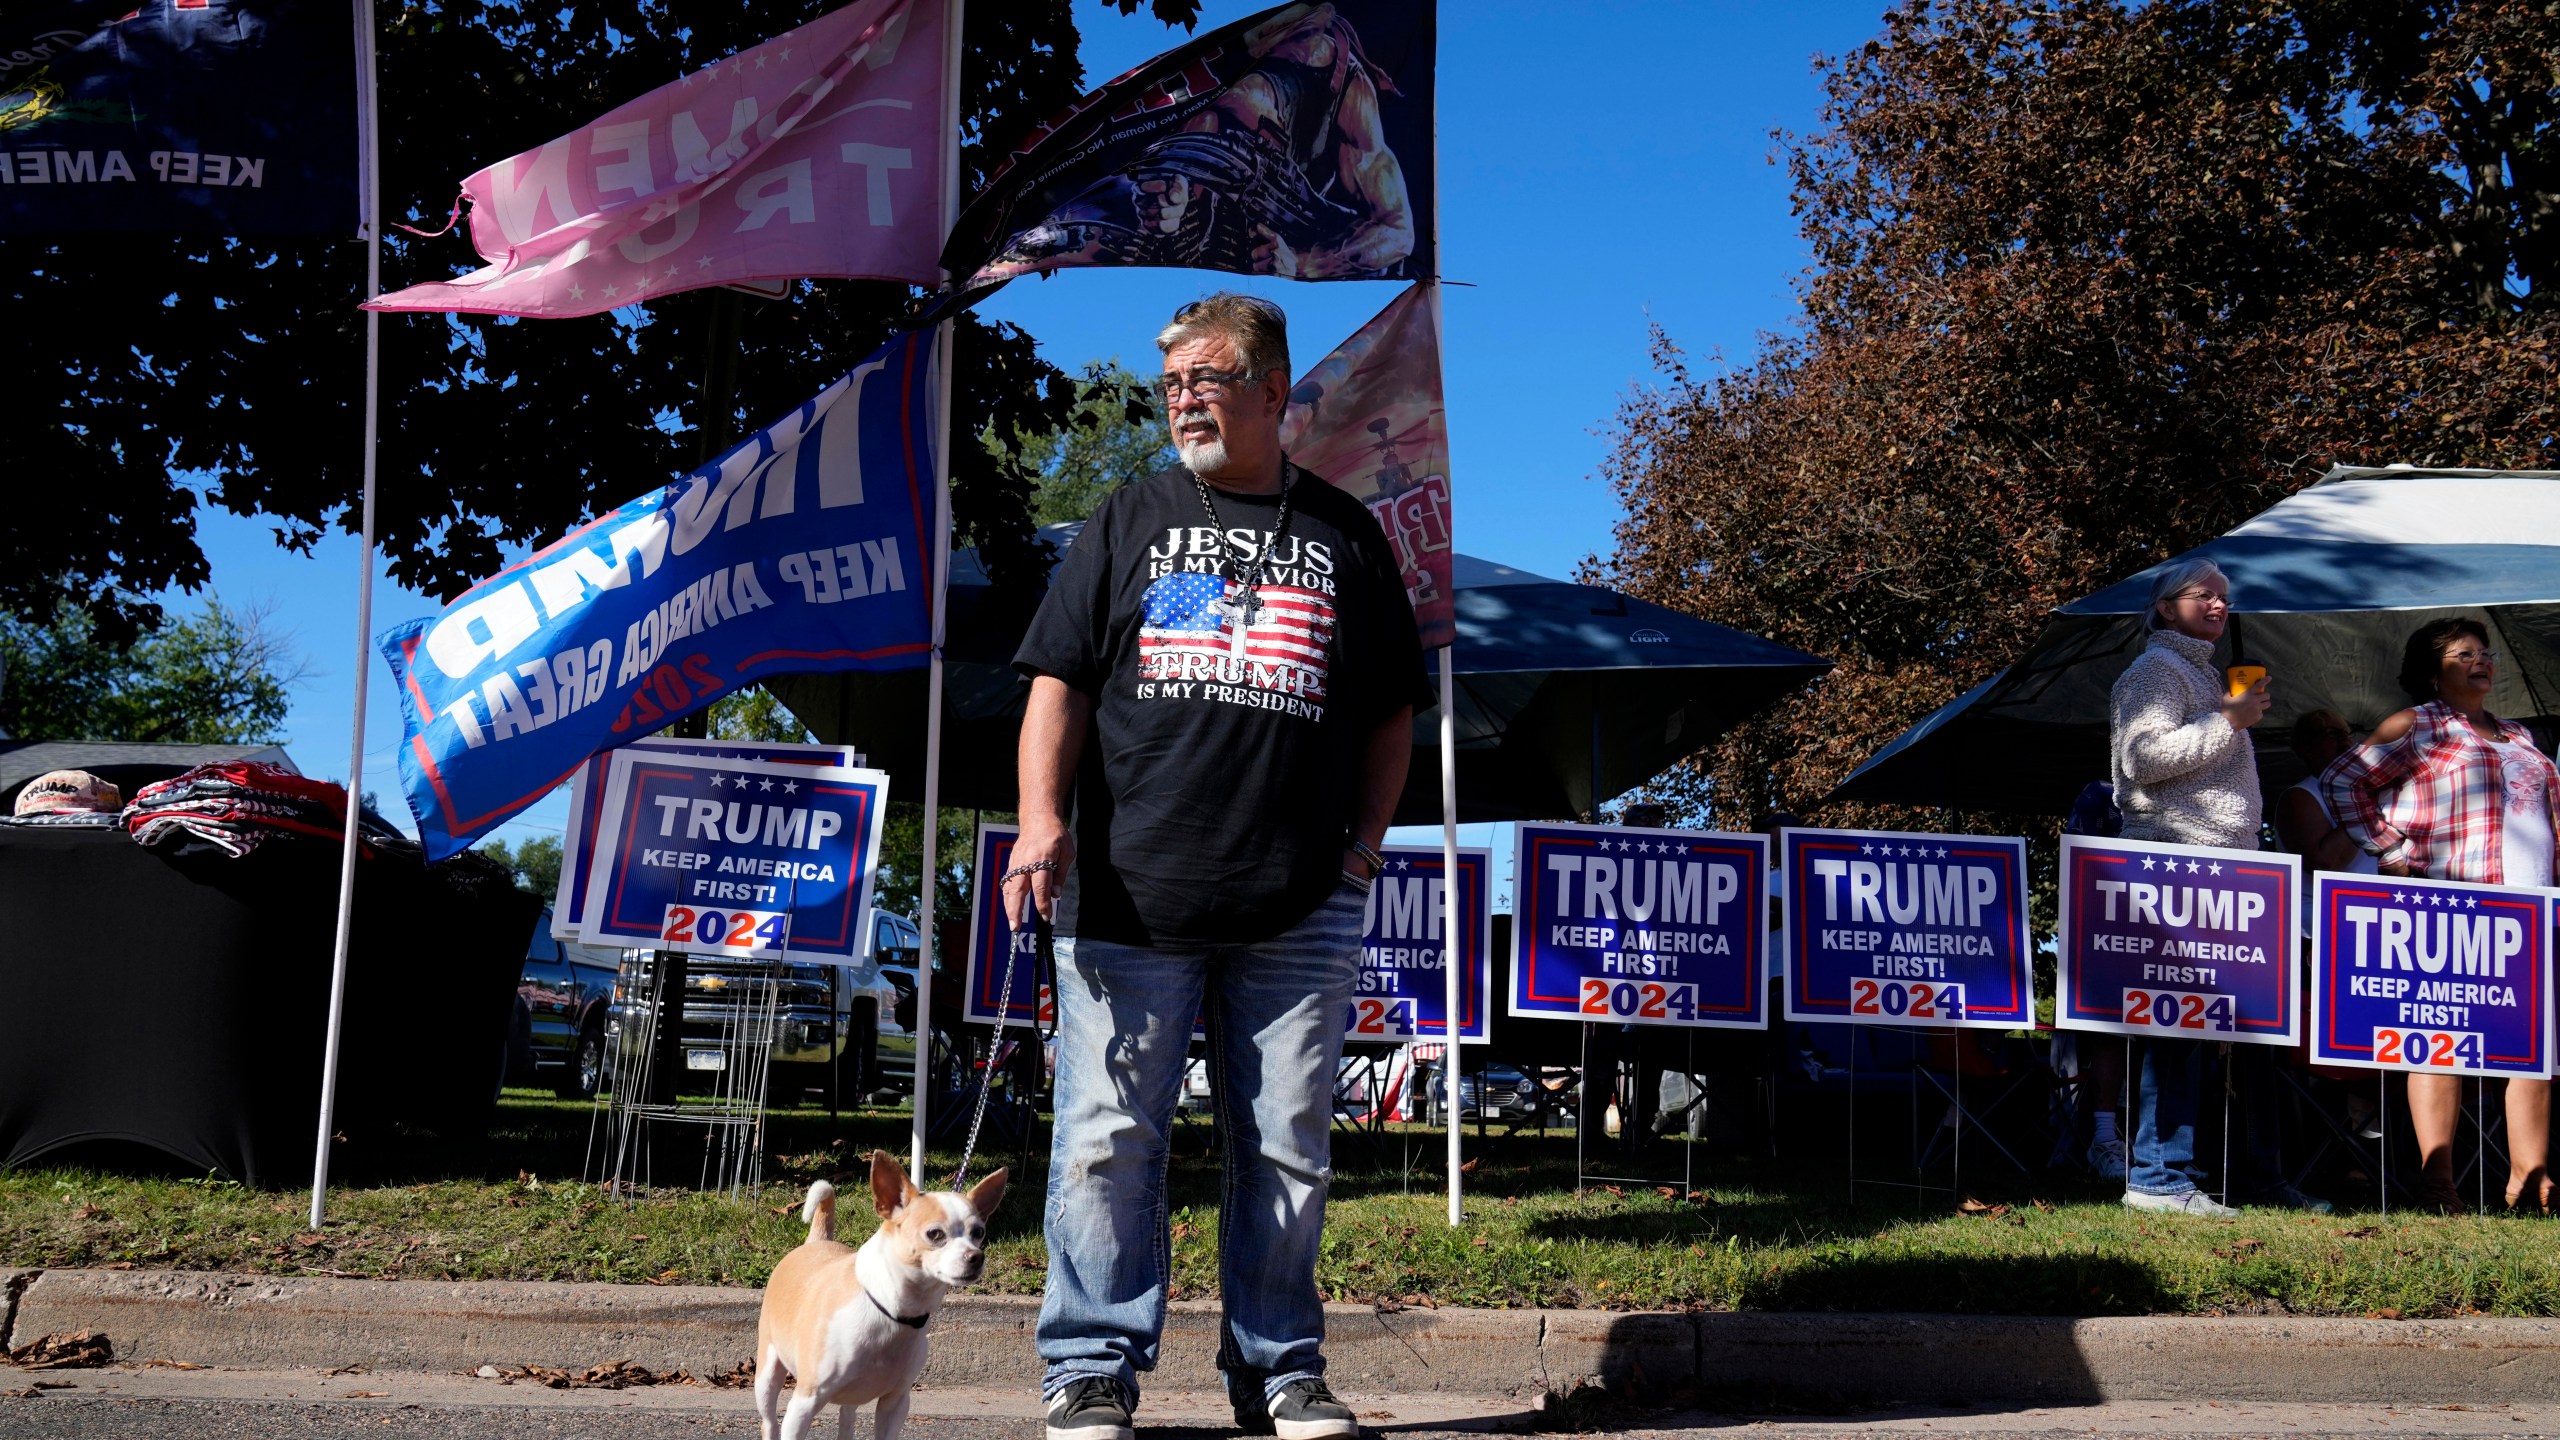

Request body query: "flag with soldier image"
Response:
[943, 0, 1434, 292]
[1279, 283, 1453, 648]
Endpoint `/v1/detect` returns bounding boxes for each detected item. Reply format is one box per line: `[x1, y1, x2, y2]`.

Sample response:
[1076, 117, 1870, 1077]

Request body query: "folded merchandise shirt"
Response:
[120, 760, 387, 860]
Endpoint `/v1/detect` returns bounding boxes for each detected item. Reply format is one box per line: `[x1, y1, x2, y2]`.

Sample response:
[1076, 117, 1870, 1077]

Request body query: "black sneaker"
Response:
[1046, 1376, 1135, 1440]
[1258, 1377, 1357, 1440]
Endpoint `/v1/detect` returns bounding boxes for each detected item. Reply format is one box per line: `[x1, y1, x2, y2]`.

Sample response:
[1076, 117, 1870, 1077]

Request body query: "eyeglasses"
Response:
[2173, 589, 2231, 610]
[2445, 648, 2501, 666]
[1156, 367, 1256, 404]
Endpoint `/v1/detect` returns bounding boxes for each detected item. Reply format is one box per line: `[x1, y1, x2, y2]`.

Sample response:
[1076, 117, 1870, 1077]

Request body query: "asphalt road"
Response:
[1, 1372, 2552, 1440]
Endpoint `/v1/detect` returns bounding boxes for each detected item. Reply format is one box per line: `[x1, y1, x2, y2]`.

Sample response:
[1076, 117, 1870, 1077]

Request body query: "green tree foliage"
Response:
[1597, 0, 2559, 835]
[705, 685, 818, 745]
[4, 0, 1200, 645]
[0, 597, 301, 744]
[478, 833, 565, 898]
[993, 360, 1178, 525]
[872, 803, 985, 930]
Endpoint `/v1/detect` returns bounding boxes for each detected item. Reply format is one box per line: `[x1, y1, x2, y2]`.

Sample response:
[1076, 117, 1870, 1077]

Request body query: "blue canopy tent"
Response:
[770, 535, 1831, 825]
[1825, 466, 2560, 814]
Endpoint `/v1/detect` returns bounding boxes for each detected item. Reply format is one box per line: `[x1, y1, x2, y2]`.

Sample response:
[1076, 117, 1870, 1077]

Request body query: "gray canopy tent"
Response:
[1824, 466, 2560, 814]
[770, 536, 1831, 824]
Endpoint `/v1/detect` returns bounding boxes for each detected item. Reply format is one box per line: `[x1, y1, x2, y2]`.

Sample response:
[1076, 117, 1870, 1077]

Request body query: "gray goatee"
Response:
[1178, 435, 1231, 476]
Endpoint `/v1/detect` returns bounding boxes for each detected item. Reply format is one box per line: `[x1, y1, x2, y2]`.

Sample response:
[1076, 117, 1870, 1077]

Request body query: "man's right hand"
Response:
[1005, 817, 1074, 927]
[2221, 676, 2271, 729]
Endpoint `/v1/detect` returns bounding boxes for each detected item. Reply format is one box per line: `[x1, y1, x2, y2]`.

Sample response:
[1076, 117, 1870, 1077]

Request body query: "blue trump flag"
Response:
[0, 0, 360, 235]
[381, 327, 939, 860]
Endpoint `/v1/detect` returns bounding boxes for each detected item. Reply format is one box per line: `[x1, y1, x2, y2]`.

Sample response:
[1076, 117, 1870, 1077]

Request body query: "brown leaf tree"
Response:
[1597, 0, 2558, 849]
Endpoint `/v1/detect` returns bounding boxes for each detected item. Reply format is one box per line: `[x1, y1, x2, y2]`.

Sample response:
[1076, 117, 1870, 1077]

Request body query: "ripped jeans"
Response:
[1035, 881, 1367, 1407]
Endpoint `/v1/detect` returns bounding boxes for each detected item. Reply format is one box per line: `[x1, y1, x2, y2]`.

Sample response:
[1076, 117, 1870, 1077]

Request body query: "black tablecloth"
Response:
[0, 825, 537, 1185]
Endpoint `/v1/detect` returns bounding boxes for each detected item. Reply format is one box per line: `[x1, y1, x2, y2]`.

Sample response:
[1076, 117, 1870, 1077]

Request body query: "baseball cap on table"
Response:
[15, 770, 123, 815]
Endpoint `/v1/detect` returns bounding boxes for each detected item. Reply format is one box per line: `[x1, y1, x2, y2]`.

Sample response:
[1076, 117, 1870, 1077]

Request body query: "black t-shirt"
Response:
[1014, 463, 1431, 948]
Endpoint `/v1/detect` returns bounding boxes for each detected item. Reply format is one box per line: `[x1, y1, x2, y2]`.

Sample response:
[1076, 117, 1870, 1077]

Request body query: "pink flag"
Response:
[368, 0, 949, 319]
[1279, 284, 1456, 650]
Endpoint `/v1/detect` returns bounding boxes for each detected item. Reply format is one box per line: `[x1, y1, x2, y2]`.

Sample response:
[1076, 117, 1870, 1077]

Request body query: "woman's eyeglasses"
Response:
[2444, 648, 2501, 666]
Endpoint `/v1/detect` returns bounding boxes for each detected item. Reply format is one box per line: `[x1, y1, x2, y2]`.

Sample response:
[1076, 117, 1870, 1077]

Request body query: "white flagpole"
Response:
[1426, 276, 1462, 1227]
[311, 0, 383, 1230]
[910, 0, 964, 1181]
[1437, 646, 1460, 1225]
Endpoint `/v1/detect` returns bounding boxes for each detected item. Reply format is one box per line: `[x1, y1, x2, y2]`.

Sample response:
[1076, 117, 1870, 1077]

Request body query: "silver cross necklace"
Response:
[1193, 463, 1296, 660]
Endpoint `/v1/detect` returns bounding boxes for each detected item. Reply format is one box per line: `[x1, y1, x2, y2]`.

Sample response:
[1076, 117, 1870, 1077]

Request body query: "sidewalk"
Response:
[13, 1267, 2560, 1407]
[10, 1364, 2559, 1440]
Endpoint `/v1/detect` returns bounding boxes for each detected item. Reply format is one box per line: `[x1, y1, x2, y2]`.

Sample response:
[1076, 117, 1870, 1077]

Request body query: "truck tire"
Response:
[841, 998, 879, 1108]
[555, 1019, 605, 1100]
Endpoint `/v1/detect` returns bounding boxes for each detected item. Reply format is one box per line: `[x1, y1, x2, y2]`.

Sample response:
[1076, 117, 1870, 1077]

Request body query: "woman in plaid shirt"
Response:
[2327, 618, 2560, 1212]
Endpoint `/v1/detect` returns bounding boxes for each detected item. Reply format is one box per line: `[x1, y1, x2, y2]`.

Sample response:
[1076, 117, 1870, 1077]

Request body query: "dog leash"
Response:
[948, 906, 1050, 1190]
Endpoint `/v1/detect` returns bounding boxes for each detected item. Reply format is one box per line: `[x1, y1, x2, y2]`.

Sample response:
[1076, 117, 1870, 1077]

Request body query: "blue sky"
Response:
[164, 0, 1890, 871]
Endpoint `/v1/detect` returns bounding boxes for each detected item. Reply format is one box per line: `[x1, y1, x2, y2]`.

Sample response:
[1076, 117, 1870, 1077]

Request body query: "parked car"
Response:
[1412, 1059, 1576, 1127]
[605, 909, 924, 1105]
[506, 908, 618, 1099]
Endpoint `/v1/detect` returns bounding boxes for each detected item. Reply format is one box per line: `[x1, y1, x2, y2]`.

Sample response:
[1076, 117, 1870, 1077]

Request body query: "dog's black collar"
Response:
[866, 1289, 930, 1330]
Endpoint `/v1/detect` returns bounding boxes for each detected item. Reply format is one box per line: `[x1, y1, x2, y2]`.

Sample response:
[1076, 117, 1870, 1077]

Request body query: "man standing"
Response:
[1008, 293, 1425, 1440]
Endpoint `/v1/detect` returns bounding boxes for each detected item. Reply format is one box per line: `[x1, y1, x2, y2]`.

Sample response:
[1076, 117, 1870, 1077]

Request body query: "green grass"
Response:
[6, 1090, 2560, 1316]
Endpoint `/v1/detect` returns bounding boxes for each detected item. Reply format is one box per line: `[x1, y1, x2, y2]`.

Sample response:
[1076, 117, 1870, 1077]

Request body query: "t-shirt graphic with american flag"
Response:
[1138, 571, 1334, 701]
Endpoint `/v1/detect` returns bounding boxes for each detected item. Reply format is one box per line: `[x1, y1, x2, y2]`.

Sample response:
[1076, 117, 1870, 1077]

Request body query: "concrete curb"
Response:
[13, 1269, 2560, 1404]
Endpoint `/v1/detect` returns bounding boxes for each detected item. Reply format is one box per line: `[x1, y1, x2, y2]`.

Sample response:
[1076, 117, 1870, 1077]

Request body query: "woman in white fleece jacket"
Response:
[2107, 558, 2271, 1215]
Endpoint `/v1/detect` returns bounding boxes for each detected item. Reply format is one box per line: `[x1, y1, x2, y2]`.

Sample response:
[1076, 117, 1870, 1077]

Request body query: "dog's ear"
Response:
[966, 1166, 1009, 1218]
[868, 1150, 909, 1218]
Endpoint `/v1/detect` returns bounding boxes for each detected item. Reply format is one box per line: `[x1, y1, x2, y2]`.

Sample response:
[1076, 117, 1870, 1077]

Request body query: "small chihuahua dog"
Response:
[755, 1151, 1008, 1440]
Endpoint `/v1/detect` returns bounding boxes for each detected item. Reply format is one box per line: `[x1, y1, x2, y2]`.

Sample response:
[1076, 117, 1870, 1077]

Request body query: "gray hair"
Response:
[2145, 557, 2230, 631]
[1156, 292, 1291, 383]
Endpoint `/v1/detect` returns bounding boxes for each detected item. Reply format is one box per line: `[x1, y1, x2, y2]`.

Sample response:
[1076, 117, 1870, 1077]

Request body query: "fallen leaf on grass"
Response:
[2337, 1226, 2382, 1239]
[644, 1268, 682, 1285]
[2369, 1308, 2405, 1320]
[5, 1332, 112, 1370]
[1957, 1198, 2012, 1219]
[1171, 1221, 1198, 1241]
[2031, 1198, 2055, 1213]
[2213, 1239, 2265, 1258]
[1457, 1158, 1480, 1175]
[72, 1203, 105, 1221]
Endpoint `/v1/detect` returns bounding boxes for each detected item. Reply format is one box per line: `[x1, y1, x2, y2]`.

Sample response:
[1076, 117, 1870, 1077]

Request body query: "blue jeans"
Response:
[2129, 1038, 2208, 1195]
[1036, 880, 1367, 1407]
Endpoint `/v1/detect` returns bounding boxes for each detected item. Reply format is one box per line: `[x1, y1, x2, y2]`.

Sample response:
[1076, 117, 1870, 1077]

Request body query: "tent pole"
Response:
[910, 0, 965, 1181]
[311, 0, 383, 1230]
